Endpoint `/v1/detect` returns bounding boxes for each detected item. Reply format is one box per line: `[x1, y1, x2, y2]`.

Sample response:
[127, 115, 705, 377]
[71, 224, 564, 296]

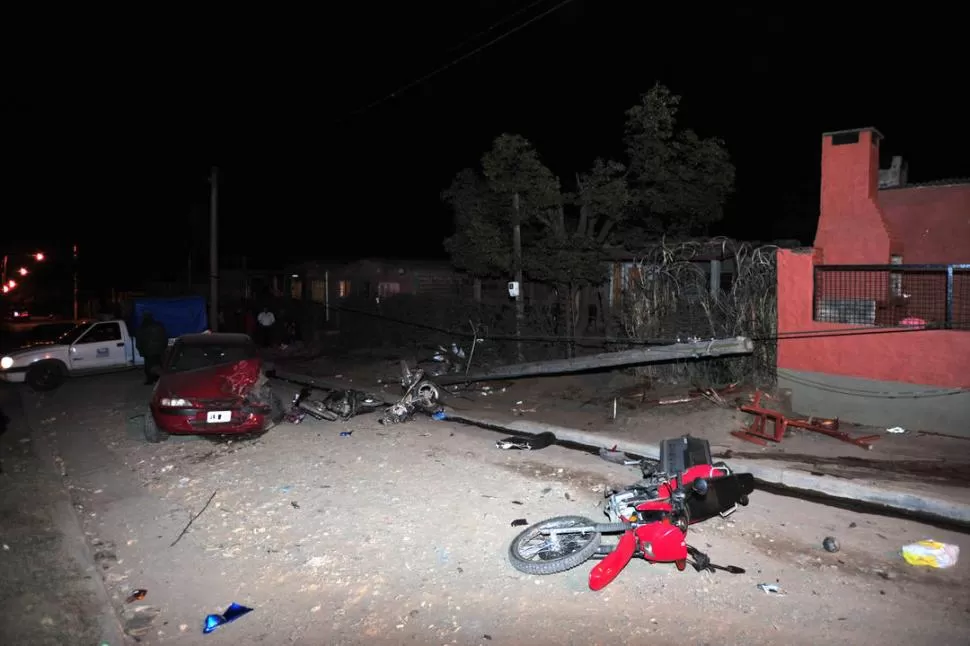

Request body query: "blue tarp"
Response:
[132, 296, 208, 338]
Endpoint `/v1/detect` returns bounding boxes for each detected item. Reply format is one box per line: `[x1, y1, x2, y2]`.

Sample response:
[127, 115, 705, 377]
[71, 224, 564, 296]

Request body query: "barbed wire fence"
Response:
[620, 239, 778, 388]
[297, 238, 778, 388]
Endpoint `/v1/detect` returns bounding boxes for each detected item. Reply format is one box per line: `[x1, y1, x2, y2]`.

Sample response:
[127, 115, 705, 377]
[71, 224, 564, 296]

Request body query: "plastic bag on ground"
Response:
[901, 540, 959, 568]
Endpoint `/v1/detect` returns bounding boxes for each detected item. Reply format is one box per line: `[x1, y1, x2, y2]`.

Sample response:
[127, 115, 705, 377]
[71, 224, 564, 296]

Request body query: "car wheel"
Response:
[26, 362, 65, 392]
[144, 414, 169, 443]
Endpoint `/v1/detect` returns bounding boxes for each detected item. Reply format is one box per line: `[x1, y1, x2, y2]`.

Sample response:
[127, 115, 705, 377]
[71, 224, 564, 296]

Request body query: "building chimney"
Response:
[878, 155, 908, 189]
[814, 127, 899, 263]
[821, 127, 883, 202]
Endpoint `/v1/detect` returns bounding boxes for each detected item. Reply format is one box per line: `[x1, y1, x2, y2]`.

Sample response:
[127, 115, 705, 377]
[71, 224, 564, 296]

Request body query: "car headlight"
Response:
[0, 356, 13, 370]
[159, 397, 193, 408]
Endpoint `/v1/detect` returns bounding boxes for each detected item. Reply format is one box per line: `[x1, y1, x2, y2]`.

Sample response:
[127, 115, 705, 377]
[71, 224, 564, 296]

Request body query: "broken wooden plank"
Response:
[437, 336, 755, 385]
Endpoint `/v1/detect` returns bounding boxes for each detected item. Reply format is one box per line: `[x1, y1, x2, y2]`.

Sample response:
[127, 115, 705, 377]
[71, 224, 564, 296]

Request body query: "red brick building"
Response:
[775, 127, 970, 432]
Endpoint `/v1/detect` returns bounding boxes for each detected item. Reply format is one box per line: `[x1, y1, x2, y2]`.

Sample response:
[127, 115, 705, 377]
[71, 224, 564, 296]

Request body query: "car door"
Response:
[69, 322, 128, 371]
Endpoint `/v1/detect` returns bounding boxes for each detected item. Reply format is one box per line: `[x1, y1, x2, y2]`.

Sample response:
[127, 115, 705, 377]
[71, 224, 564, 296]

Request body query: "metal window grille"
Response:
[813, 264, 970, 330]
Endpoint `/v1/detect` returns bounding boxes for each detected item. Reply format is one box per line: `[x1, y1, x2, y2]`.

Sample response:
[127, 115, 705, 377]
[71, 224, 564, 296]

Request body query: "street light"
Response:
[1, 250, 46, 294]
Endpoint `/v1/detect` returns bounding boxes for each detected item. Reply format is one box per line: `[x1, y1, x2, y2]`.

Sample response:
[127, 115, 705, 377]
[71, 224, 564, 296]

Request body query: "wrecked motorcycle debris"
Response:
[380, 363, 441, 425]
[508, 436, 753, 590]
[417, 343, 468, 377]
[288, 386, 382, 423]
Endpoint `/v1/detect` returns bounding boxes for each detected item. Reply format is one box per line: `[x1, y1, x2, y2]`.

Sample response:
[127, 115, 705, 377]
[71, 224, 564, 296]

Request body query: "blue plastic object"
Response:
[133, 296, 209, 339]
[203, 602, 253, 634]
[432, 410, 447, 421]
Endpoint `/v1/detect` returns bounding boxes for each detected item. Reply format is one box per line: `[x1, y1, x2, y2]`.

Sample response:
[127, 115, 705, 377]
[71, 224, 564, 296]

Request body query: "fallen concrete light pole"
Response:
[438, 336, 755, 385]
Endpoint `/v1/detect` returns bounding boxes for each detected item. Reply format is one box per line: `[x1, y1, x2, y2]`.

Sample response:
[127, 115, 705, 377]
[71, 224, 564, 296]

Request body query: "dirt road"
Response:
[9, 372, 970, 645]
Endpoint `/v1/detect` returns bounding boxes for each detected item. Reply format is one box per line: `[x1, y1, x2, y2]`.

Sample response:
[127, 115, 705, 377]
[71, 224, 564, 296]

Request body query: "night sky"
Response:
[2, 3, 966, 291]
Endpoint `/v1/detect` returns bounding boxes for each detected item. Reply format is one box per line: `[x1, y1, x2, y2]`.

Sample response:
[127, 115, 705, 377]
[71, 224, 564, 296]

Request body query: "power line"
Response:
[441, 0, 552, 56]
[318, 300, 959, 347]
[776, 369, 966, 400]
[339, 0, 579, 122]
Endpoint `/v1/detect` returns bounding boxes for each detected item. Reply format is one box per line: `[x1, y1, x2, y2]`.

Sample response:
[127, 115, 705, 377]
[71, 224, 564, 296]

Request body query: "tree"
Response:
[481, 133, 562, 218]
[441, 85, 735, 346]
[442, 168, 508, 278]
[623, 84, 735, 238]
[442, 134, 563, 278]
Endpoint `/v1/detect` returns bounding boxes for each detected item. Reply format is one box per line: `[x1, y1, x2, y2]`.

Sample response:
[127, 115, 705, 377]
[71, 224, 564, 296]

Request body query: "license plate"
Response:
[206, 411, 231, 423]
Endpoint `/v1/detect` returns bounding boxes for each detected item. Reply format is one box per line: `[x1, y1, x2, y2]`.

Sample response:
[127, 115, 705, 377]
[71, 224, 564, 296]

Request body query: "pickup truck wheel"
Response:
[144, 414, 169, 443]
[26, 362, 65, 392]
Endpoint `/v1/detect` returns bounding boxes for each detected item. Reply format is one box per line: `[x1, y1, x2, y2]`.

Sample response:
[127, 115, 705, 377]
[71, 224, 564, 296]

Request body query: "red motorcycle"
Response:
[508, 436, 753, 590]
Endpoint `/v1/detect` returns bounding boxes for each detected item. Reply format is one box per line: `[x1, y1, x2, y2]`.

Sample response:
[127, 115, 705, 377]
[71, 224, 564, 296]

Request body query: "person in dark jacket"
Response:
[136, 312, 169, 385]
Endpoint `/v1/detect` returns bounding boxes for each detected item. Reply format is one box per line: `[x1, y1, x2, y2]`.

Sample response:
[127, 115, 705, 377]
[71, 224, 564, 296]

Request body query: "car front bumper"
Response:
[151, 404, 272, 435]
[0, 368, 27, 383]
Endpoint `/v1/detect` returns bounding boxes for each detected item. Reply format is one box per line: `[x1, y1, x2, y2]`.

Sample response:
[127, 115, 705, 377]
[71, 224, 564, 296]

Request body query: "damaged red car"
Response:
[145, 333, 284, 442]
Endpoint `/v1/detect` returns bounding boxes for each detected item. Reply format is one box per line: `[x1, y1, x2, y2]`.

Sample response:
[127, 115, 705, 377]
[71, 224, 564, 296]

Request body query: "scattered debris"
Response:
[757, 583, 785, 595]
[511, 519, 528, 527]
[823, 536, 840, 553]
[125, 589, 148, 603]
[598, 446, 642, 466]
[901, 540, 960, 568]
[733, 390, 879, 450]
[886, 426, 906, 434]
[495, 432, 556, 451]
[170, 490, 218, 547]
[202, 602, 253, 634]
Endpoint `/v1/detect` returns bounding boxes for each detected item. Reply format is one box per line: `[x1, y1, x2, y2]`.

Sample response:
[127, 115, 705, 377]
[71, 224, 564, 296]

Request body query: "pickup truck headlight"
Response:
[0, 356, 13, 370]
[159, 397, 193, 408]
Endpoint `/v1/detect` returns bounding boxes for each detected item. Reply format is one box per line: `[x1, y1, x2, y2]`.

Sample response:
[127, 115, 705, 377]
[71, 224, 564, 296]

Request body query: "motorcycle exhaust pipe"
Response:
[547, 522, 632, 537]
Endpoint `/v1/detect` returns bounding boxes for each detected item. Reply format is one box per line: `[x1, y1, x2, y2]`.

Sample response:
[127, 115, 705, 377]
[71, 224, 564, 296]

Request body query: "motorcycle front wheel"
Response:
[508, 516, 602, 575]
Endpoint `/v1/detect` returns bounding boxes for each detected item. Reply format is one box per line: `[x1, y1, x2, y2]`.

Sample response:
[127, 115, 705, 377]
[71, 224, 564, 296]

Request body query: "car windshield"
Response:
[54, 323, 91, 345]
[0, 322, 80, 352]
[165, 340, 257, 373]
[30, 323, 80, 343]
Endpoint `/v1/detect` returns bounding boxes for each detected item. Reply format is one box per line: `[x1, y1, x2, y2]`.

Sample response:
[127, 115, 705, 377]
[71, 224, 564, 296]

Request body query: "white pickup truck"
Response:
[0, 319, 152, 391]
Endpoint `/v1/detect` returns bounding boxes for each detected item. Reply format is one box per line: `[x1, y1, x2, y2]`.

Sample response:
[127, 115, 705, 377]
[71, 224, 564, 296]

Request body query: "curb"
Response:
[445, 413, 970, 528]
[15, 387, 131, 646]
[266, 369, 970, 528]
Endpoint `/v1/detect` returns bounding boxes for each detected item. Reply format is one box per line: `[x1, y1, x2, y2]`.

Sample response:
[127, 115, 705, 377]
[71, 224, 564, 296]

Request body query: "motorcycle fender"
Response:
[588, 530, 637, 592]
[635, 523, 687, 562]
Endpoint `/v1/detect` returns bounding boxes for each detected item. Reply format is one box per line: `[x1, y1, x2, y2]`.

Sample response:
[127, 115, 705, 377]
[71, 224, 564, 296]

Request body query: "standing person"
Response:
[257, 306, 276, 347]
[136, 312, 168, 385]
[244, 308, 257, 339]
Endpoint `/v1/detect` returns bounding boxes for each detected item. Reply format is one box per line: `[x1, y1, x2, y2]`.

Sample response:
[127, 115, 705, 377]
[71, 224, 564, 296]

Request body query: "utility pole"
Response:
[512, 192, 524, 362]
[209, 167, 219, 332]
[72, 244, 79, 320]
